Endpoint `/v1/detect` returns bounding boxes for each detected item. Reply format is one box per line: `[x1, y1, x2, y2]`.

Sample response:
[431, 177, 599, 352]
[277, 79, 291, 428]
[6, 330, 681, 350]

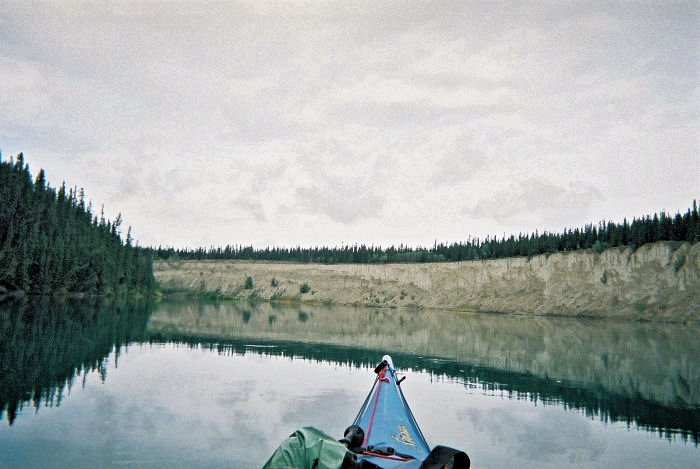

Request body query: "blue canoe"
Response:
[341, 355, 469, 468]
[264, 355, 469, 468]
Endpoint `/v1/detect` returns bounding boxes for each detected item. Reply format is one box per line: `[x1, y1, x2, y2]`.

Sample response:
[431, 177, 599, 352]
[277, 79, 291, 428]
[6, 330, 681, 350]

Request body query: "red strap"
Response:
[361, 367, 385, 447]
[361, 450, 411, 462]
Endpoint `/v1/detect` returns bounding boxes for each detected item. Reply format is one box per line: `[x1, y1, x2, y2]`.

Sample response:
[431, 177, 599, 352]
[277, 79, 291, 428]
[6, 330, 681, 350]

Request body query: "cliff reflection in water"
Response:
[1, 298, 697, 444]
[0, 298, 152, 425]
[148, 301, 699, 443]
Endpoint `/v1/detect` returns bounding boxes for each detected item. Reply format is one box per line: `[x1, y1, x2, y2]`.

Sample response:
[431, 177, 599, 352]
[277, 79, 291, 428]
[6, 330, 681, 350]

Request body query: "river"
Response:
[0, 298, 697, 467]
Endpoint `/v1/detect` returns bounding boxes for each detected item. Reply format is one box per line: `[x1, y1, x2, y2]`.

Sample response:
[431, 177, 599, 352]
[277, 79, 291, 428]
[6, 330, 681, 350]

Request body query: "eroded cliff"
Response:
[154, 241, 699, 323]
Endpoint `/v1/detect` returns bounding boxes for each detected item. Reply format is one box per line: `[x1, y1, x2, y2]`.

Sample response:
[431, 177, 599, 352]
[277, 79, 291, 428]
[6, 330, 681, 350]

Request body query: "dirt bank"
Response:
[154, 241, 699, 323]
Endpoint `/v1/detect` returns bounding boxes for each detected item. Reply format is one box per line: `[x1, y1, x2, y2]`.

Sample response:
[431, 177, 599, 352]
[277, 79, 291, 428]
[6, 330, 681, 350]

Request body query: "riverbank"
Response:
[154, 241, 699, 323]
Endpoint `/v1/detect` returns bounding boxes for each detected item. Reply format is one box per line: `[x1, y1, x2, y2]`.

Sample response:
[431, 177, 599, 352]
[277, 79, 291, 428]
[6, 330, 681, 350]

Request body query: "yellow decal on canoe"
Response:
[391, 424, 415, 446]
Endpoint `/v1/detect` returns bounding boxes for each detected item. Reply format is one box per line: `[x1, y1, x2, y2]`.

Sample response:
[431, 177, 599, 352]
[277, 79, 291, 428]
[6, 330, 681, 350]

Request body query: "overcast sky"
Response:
[1, 1, 698, 248]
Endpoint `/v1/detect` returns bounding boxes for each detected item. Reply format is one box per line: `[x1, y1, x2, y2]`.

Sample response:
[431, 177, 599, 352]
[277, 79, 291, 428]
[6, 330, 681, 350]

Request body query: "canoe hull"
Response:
[352, 355, 430, 467]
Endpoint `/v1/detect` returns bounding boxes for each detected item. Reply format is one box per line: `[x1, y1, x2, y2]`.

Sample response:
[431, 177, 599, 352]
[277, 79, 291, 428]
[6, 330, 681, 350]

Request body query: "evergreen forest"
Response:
[1, 151, 697, 280]
[0, 154, 154, 296]
[154, 201, 699, 264]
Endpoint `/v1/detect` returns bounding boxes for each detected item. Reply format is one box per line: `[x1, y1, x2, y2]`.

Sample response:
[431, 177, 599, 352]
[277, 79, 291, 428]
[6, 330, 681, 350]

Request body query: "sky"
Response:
[1, 1, 698, 249]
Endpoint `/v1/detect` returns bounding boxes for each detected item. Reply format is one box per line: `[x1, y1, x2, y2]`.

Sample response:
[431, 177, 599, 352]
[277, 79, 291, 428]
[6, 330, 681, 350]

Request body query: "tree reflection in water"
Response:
[1, 298, 697, 445]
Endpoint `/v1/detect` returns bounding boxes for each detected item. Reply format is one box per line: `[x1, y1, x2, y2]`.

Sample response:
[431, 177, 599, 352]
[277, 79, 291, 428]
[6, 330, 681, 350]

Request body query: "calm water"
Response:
[0, 299, 698, 468]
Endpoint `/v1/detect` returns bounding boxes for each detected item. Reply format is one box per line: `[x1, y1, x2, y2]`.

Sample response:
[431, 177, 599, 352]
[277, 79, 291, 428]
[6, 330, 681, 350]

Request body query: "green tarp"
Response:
[263, 427, 349, 469]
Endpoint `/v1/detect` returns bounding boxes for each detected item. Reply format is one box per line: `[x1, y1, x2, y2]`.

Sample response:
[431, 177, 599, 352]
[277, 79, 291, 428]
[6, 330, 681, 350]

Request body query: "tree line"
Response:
[0, 154, 154, 296]
[154, 200, 699, 264]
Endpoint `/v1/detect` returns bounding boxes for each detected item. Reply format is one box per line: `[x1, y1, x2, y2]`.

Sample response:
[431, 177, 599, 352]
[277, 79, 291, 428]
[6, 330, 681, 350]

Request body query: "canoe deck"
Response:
[352, 355, 430, 467]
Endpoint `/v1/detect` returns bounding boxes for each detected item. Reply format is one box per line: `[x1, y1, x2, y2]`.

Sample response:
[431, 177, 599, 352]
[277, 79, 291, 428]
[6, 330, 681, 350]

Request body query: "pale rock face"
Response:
[154, 241, 699, 323]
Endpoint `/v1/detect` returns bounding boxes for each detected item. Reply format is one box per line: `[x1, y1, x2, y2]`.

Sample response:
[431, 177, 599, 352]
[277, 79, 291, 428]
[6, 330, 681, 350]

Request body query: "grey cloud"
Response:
[429, 135, 493, 186]
[0, 55, 50, 127]
[251, 160, 289, 192]
[104, 155, 202, 204]
[231, 196, 267, 223]
[286, 135, 390, 224]
[294, 178, 385, 225]
[466, 179, 605, 227]
[1, 2, 697, 248]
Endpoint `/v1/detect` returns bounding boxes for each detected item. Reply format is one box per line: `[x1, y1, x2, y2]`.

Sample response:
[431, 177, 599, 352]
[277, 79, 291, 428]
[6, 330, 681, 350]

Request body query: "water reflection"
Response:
[148, 300, 699, 443]
[0, 297, 152, 425]
[1, 297, 697, 447]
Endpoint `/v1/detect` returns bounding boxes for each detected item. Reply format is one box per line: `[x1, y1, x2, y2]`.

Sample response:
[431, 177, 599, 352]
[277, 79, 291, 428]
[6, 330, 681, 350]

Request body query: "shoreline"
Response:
[154, 241, 699, 324]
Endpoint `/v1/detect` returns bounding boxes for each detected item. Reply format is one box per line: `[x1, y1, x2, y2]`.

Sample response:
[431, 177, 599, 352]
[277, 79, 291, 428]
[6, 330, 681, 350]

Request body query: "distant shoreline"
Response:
[154, 240, 699, 324]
